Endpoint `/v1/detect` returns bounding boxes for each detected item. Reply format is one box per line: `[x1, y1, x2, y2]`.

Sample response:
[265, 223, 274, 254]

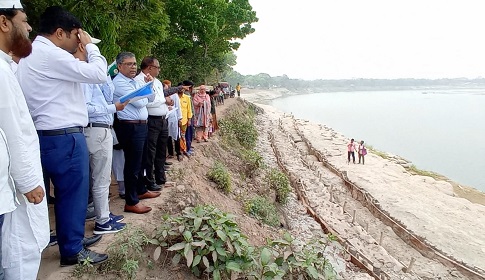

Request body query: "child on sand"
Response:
[358, 140, 367, 164]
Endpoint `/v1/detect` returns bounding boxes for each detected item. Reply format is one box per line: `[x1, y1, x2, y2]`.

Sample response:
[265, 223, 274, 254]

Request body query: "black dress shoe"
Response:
[146, 183, 162, 192]
[60, 248, 108, 266]
[83, 235, 102, 248]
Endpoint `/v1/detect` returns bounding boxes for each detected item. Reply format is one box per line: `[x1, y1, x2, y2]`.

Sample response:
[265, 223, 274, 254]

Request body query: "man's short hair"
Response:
[38, 6, 82, 35]
[182, 80, 194, 87]
[140, 56, 157, 70]
[115, 51, 135, 65]
[0, 8, 20, 20]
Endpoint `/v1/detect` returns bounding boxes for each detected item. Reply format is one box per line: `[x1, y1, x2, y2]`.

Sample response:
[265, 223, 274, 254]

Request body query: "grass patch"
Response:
[73, 226, 150, 280]
[240, 149, 265, 177]
[405, 164, 441, 179]
[207, 162, 231, 193]
[219, 106, 258, 150]
[366, 144, 390, 159]
[266, 168, 291, 204]
[244, 196, 280, 227]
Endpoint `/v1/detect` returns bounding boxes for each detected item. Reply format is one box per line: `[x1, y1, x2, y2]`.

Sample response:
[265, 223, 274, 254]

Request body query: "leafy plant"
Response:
[151, 205, 253, 279]
[151, 205, 337, 280]
[244, 196, 280, 227]
[266, 168, 291, 204]
[73, 226, 150, 279]
[207, 162, 232, 193]
[240, 149, 265, 177]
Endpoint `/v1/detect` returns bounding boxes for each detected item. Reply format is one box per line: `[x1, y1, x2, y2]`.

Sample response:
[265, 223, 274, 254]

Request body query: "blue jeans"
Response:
[185, 124, 194, 152]
[39, 132, 89, 257]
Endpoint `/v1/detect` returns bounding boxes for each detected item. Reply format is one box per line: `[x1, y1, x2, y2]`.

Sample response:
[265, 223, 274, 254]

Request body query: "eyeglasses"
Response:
[122, 62, 137, 67]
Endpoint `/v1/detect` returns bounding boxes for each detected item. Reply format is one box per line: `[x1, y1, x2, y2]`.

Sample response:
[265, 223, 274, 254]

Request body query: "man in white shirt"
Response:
[134, 56, 169, 191]
[16, 6, 108, 266]
[0, 1, 50, 278]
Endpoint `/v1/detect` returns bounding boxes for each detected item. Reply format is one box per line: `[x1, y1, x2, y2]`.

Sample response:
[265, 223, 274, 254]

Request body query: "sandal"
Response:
[177, 155, 183, 162]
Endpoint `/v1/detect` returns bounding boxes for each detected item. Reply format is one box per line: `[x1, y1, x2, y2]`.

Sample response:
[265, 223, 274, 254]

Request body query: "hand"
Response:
[115, 100, 130, 111]
[144, 73, 154, 82]
[24, 186, 45, 204]
[178, 120, 182, 127]
[168, 106, 173, 110]
[165, 96, 173, 106]
[78, 29, 92, 46]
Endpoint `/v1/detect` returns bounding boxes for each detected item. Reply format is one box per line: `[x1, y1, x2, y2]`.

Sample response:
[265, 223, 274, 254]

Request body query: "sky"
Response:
[233, 0, 485, 80]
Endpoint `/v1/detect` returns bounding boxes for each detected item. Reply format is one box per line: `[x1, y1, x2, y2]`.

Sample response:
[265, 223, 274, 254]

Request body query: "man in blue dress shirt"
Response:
[16, 6, 108, 266]
[112, 52, 161, 214]
[73, 38, 128, 235]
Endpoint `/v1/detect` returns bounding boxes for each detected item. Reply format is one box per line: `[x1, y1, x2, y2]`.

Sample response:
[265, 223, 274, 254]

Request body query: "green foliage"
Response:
[23, 0, 257, 81]
[266, 168, 291, 204]
[152, 205, 336, 280]
[72, 226, 150, 279]
[244, 196, 280, 227]
[151, 205, 253, 279]
[219, 106, 258, 150]
[406, 164, 441, 179]
[207, 162, 231, 193]
[240, 149, 264, 177]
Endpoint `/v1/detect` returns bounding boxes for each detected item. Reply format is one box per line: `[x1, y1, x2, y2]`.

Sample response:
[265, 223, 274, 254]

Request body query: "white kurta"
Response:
[0, 50, 49, 279]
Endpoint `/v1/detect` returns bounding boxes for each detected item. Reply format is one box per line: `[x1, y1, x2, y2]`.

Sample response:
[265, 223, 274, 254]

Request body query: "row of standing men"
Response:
[0, 3, 212, 279]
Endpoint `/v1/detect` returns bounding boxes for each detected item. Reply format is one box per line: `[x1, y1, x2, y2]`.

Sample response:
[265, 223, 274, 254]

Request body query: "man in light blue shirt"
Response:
[112, 52, 160, 215]
[74, 38, 128, 235]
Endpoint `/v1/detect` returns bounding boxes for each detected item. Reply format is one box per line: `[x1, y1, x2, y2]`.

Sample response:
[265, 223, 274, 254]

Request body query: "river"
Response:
[269, 88, 485, 192]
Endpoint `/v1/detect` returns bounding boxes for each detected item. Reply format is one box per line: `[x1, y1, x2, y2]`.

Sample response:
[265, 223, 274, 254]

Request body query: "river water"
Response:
[269, 88, 485, 192]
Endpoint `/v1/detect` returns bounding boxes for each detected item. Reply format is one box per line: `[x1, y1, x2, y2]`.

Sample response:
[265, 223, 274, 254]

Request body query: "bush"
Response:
[219, 107, 258, 150]
[151, 205, 337, 280]
[207, 162, 231, 193]
[244, 196, 280, 227]
[73, 226, 150, 280]
[240, 149, 264, 177]
[266, 168, 291, 204]
[151, 205, 253, 279]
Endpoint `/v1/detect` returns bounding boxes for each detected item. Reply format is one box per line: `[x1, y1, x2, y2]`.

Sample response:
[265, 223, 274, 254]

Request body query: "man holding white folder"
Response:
[112, 52, 160, 214]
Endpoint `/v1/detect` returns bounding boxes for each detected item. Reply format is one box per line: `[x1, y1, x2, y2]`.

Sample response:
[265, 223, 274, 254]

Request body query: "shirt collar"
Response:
[0, 50, 13, 64]
[34, 35, 57, 47]
[118, 72, 135, 82]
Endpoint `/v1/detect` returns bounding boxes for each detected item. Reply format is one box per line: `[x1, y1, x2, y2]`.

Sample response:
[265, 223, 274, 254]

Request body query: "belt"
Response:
[37, 126, 83, 136]
[148, 115, 166, 119]
[119, 120, 148, 124]
[85, 123, 112, 129]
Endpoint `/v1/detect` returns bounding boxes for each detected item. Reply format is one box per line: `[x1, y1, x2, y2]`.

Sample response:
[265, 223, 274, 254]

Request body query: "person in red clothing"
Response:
[347, 138, 356, 164]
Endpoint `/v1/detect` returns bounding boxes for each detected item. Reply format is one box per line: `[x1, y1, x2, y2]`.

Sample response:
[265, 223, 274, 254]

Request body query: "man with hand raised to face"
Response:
[16, 6, 108, 267]
[0, 1, 49, 279]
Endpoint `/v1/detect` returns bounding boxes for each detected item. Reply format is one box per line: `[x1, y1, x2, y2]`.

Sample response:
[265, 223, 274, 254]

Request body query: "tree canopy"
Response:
[23, 0, 257, 84]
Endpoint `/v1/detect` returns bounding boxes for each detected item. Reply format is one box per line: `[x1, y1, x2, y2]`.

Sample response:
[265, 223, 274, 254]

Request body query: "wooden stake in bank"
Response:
[379, 231, 384, 245]
[405, 257, 416, 273]
[352, 210, 356, 224]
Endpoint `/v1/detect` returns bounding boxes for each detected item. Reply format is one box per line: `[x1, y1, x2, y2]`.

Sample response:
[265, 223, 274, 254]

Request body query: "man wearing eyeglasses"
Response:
[134, 56, 171, 193]
[112, 52, 160, 215]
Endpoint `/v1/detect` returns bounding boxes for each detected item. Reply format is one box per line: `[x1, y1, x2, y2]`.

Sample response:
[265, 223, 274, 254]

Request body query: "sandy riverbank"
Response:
[242, 88, 485, 278]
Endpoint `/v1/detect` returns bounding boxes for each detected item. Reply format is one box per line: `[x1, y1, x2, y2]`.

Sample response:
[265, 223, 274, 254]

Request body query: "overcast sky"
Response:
[233, 0, 485, 80]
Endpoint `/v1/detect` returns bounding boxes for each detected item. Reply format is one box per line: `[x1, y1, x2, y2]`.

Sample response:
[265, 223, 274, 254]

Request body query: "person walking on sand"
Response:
[358, 140, 367, 164]
[347, 138, 356, 164]
[236, 83, 241, 97]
